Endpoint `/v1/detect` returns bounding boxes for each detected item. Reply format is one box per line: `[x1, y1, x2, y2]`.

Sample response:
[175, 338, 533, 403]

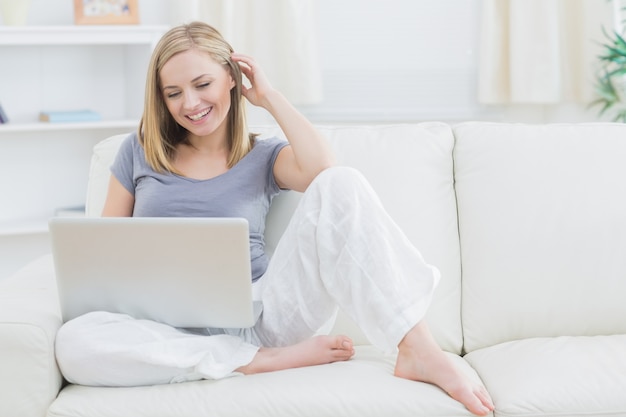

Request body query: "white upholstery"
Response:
[465, 335, 626, 417]
[454, 122, 626, 352]
[2, 122, 626, 417]
[49, 348, 482, 417]
[0, 255, 61, 417]
[85, 133, 130, 218]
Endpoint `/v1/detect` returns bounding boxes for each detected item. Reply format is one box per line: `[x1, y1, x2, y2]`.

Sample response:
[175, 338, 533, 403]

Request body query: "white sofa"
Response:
[2, 122, 626, 417]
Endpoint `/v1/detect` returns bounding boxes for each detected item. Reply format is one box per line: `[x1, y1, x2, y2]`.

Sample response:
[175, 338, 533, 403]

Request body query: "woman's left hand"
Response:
[232, 53, 275, 108]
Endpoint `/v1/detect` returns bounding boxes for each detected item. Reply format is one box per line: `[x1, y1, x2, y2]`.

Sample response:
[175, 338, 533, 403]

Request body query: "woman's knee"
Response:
[314, 166, 366, 187]
[311, 167, 372, 198]
[310, 166, 380, 211]
[55, 312, 132, 385]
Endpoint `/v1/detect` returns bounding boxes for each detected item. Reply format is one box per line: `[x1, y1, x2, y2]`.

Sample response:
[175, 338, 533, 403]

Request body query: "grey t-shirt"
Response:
[110, 132, 289, 282]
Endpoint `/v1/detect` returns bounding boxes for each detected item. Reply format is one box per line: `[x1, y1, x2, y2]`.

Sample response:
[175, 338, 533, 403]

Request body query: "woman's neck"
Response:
[174, 134, 230, 180]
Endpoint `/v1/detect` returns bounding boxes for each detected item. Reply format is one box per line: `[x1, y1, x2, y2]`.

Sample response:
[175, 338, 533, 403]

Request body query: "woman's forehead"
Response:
[160, 50, 227, 83]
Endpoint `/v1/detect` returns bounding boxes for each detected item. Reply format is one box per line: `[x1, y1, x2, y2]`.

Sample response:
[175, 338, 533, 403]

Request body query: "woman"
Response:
[56, 22, 493, 416]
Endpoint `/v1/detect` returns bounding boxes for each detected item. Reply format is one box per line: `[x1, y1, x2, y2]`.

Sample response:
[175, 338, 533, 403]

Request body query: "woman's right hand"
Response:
[231, 53, 277, 109]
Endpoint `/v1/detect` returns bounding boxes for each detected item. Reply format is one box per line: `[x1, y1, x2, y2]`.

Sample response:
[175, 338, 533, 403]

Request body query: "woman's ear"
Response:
[228, 58, 241, 91]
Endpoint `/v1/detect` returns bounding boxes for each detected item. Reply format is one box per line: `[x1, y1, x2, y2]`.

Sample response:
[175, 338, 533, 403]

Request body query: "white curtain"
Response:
[478, 0, 614, 104]
[171, 0, 322, 105]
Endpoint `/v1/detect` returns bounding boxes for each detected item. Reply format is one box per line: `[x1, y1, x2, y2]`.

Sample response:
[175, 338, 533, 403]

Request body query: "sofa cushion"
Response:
[464, 335, 626, 417]
[320, 122, 462, 353]
[267, 124, 462, 351]
[85, 133, 129, 218]
[0, 255, 62, 417]
[84, 123, 462, 352]
[48, 347, 482, 417]
[453, 122, 626, 352]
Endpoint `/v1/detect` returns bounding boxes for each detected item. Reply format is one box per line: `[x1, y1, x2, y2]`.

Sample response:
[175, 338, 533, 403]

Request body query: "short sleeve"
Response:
[110, 133, 137, 196]
[261, 137, 289, 193]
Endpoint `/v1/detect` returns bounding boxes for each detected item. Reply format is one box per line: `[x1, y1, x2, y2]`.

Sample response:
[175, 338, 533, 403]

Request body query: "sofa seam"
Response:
[450, 125, 468, 358]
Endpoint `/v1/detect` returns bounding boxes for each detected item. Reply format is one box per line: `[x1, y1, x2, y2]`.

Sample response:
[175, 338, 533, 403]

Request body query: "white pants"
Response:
[55, 167, 440, 386]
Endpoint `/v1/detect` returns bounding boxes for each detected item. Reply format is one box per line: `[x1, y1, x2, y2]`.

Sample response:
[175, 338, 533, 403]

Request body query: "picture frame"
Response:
[74, 0, 139, 25]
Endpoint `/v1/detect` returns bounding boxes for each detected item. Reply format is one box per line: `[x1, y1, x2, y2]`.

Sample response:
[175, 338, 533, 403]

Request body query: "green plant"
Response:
[590, 2, 626, 122]
[591, 29, 626, 121]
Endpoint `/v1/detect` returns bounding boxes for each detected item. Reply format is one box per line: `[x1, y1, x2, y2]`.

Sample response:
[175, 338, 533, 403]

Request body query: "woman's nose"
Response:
[183, 90, 201, 108]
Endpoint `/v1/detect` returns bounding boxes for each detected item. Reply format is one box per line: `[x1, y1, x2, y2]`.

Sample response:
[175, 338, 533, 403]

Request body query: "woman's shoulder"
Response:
[252, 135, 288, 151]
[117, 131, 143, 154]
[120, 131, 140, 146]
[112, 131, 147, 170]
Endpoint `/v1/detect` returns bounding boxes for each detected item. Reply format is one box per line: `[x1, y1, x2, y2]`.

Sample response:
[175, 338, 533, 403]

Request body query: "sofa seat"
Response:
[464, 335, 626, 417]
[5, 250, 482, 417]
[48, 347, 482, 417]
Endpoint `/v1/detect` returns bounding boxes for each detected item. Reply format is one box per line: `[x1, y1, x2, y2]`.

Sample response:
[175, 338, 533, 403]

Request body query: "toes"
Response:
[340, 337, 353, 351]
[459, 393, 490, 416]
[331, 335, 353, 351]
[463, 387, 493, 416]
[336, 348, 354, 360]
[445, 382, 493, 416]
[475, 386, 494, 411]
[329, 335, 354, 360]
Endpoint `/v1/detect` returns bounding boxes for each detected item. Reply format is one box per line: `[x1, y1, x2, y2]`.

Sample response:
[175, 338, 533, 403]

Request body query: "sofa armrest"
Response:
[0, 254, 63, 417]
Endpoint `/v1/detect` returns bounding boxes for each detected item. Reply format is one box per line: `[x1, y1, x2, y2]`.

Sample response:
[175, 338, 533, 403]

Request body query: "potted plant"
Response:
[591, 2, 626, 122]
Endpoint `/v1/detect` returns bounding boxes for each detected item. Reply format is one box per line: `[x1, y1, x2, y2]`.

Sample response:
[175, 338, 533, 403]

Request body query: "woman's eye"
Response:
[166, 92, 181, 99]
[197, 82, 211, 89]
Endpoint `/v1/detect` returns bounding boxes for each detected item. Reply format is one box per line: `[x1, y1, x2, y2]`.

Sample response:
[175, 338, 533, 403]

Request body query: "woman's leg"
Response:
[396, 321, 494, 415]
[255, 166, 493, 415]
[56, 309, 354, 386]
[256, 166, 440, 350]
[235, 335, 354, 375]
[55, 311, 260, 386]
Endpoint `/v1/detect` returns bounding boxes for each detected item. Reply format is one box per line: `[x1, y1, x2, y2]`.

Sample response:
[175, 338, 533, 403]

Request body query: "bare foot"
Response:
[237, 334, 355, 375]
[394, 322, 494, 416]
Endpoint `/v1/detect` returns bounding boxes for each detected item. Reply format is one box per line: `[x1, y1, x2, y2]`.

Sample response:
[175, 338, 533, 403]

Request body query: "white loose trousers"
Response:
[55, 167, 440, 386]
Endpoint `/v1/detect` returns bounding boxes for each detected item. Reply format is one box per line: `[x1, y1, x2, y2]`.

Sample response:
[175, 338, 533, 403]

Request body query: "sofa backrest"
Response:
[453, 122, 626, 353]
[85, 123, 464, 353]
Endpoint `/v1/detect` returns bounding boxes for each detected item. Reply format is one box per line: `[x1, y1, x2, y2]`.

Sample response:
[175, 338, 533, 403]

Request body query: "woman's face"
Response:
[160, 48, 235, 140]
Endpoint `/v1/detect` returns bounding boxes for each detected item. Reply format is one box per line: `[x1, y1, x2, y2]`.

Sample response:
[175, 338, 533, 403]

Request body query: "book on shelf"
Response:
[39, 109, 102, 123]
[0, 102, 8, 124]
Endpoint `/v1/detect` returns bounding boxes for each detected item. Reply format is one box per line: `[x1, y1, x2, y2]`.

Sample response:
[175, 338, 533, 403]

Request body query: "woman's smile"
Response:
[187, 107, 212, 122]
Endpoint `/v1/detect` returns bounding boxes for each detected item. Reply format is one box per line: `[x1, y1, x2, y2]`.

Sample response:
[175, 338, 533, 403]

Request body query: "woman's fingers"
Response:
[231, 53, 274, 105]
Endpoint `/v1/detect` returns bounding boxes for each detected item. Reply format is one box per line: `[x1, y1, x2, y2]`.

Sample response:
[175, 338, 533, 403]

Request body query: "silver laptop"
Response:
[49, 217, 262, 328]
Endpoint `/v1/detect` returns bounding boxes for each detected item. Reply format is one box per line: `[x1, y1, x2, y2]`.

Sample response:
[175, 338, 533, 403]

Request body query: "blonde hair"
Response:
[139, 21, 254, 173]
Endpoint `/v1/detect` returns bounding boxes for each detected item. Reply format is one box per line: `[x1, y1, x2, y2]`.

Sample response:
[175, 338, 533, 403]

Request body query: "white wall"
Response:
[0, 0, 612, 280]
[12, 0, 608, 125]
[303, 0, 605, 124]
[302, 0, 482, 123]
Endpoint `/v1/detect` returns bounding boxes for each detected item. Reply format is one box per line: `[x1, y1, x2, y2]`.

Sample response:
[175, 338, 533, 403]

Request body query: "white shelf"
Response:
[0, 208, 86, 236]
[0, 218, 49, 237]
[0, 25, 169, 47]
[0, 25, 162, 276]
[0, 119, 138, 134]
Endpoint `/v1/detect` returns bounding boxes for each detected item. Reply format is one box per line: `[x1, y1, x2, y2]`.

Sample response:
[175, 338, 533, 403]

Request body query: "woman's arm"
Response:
[101, 175, 134, 217]
[232, 53, 335, 192]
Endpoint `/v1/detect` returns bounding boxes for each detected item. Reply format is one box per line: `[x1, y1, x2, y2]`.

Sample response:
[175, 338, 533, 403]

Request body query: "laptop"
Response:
[49, 217, 262, 329]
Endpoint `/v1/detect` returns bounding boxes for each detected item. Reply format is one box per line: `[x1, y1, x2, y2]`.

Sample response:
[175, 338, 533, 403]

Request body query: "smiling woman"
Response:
[160, 50, 235, 150]
[138, 23, 252, 176]
[158, 49, 236, 181]
[54, 21, 494, 416]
